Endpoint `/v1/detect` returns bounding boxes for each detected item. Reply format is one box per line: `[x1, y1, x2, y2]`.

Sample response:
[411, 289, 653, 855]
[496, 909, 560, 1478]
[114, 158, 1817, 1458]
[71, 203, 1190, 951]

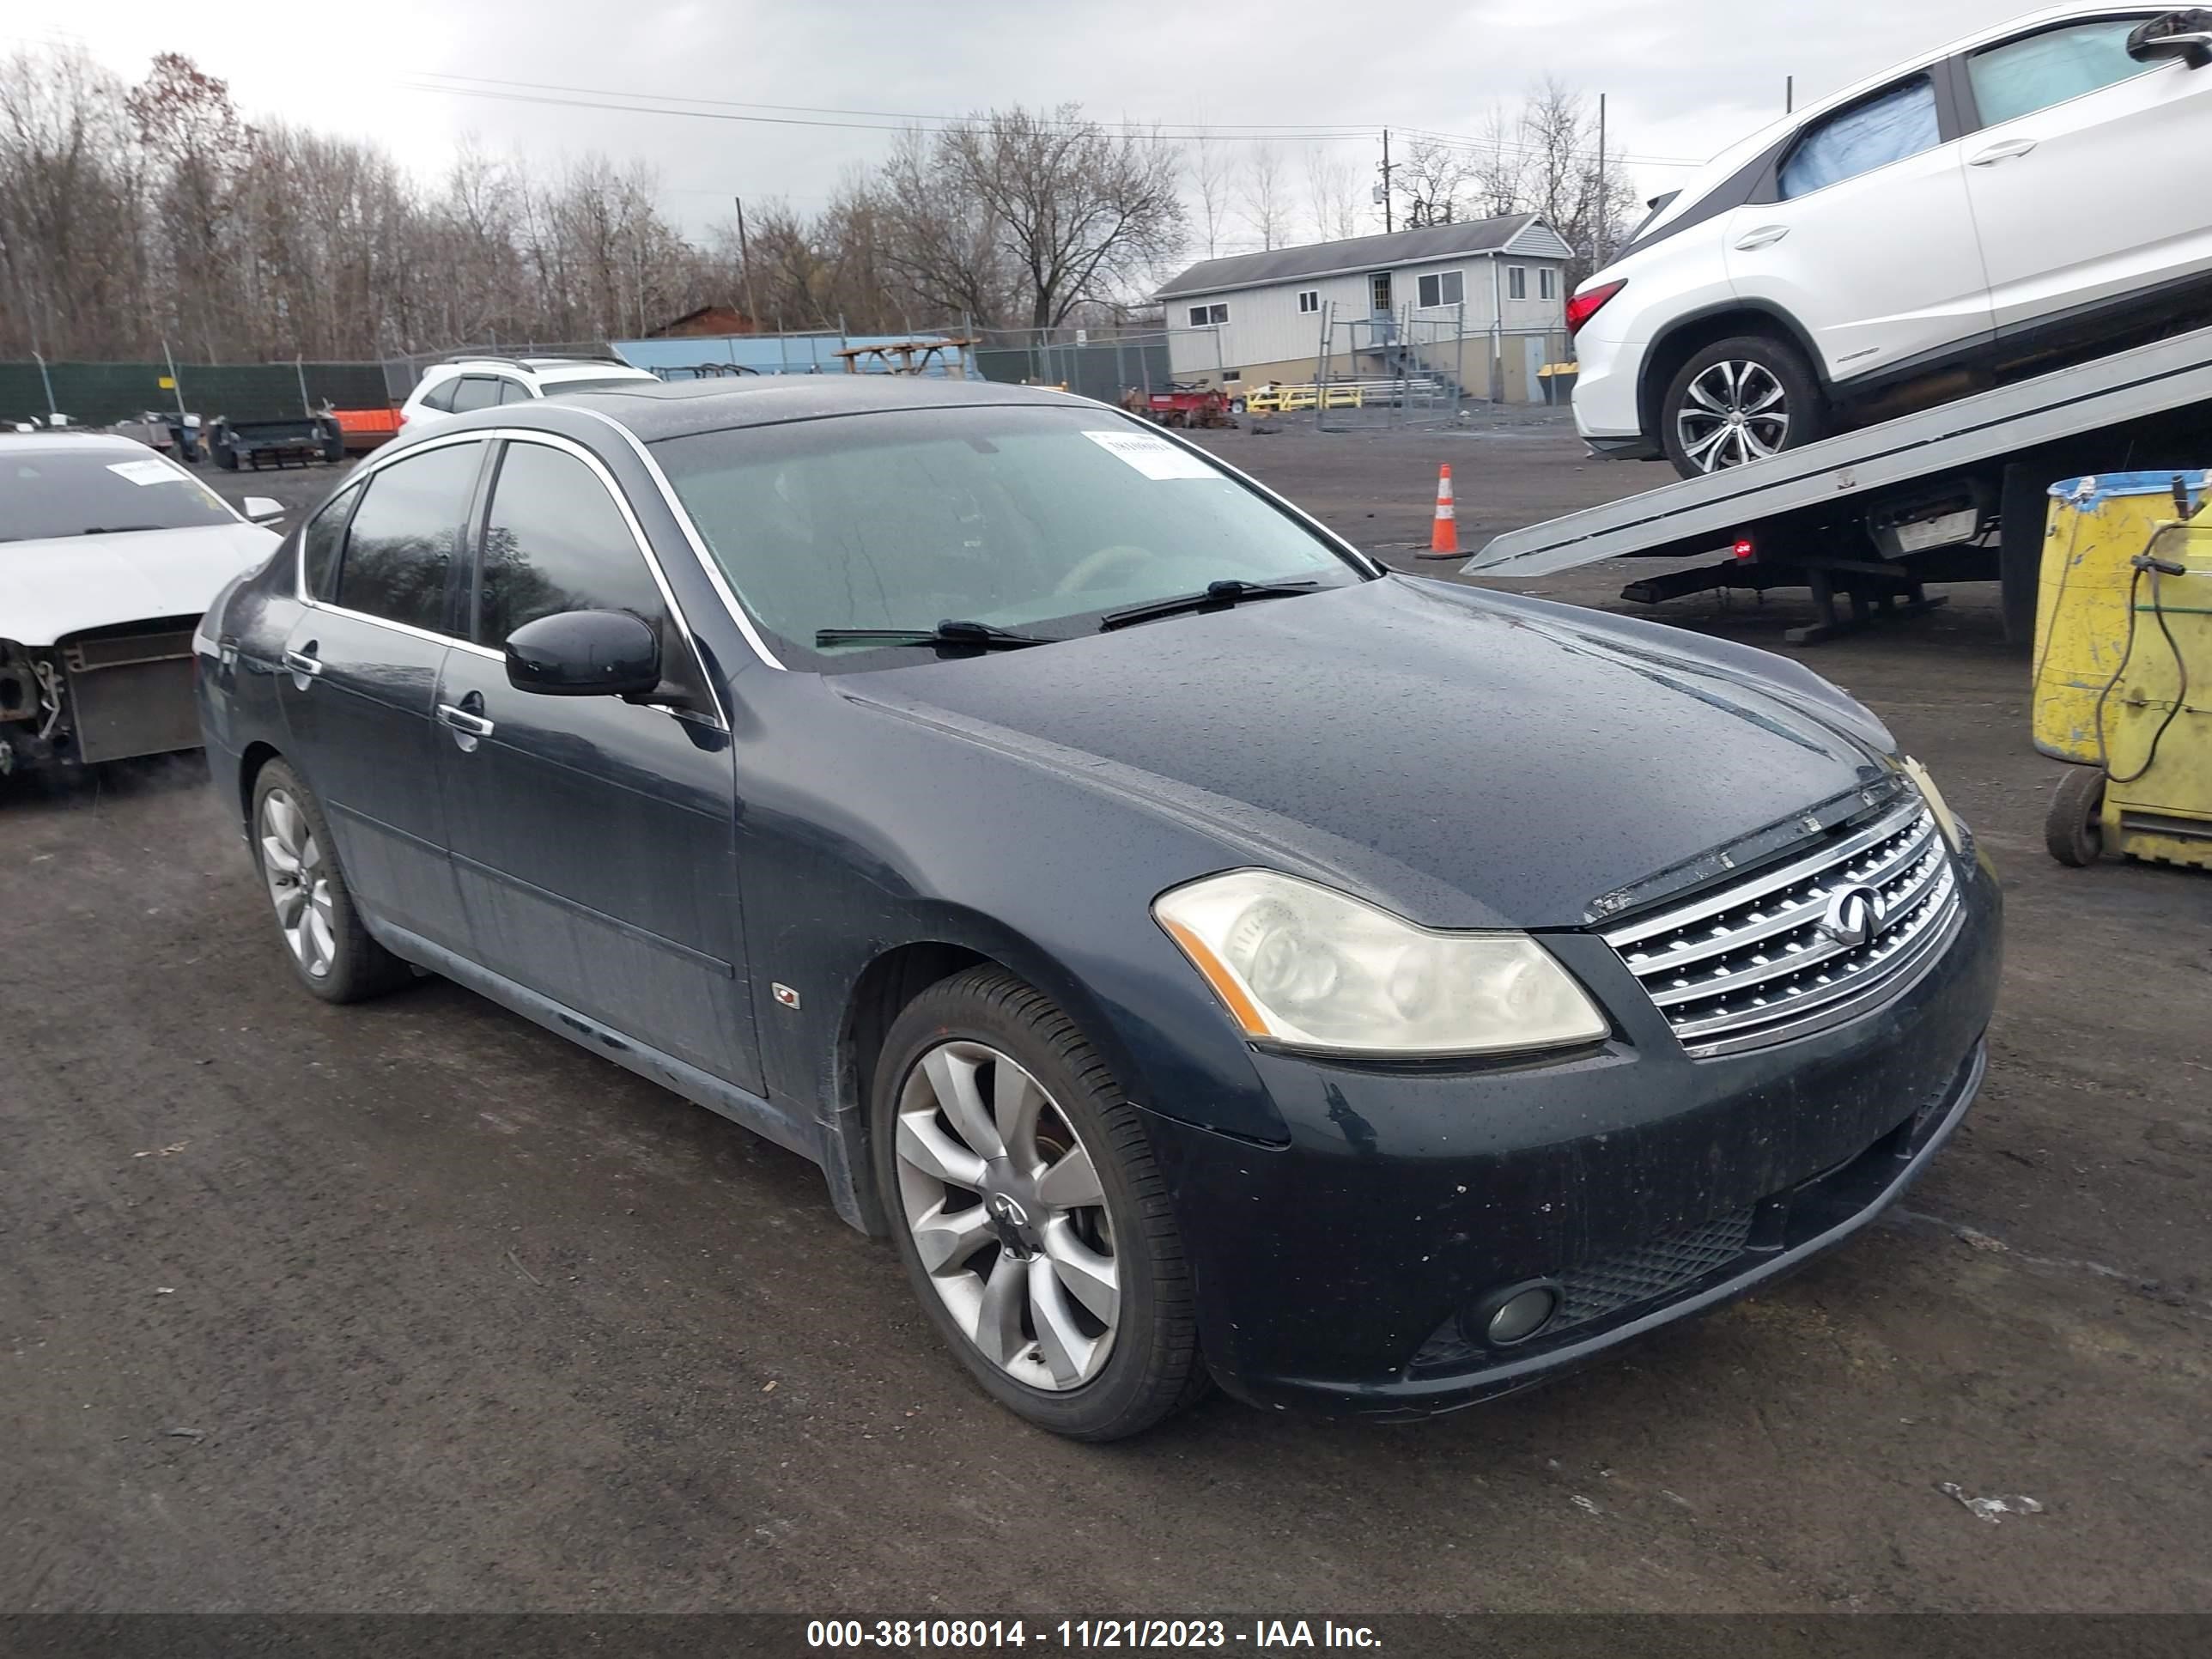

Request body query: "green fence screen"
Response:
[0, 361, 392, 427]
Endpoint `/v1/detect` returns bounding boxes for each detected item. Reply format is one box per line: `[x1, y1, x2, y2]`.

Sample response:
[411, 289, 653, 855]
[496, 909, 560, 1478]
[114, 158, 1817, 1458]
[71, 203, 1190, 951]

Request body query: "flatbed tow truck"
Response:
[1462, 322, 2212, 644]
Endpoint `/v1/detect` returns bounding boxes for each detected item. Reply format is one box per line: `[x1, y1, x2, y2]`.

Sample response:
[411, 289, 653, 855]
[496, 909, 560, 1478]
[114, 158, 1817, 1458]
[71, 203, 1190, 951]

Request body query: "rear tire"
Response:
[1662, 334, 1828, 477]
[870, 966, 1206, 1440]
[248, 760, 412, 1001]
[2045, 765, 2106, 867]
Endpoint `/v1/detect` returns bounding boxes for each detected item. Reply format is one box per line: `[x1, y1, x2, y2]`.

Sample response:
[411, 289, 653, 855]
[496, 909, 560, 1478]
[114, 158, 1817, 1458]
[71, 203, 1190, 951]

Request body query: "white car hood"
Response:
[0, 522, 281, 647]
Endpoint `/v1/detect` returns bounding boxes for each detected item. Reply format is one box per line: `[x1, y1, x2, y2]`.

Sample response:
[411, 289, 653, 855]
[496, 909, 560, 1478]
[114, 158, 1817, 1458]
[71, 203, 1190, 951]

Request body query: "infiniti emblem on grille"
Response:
[1819, 884, 1886, 947]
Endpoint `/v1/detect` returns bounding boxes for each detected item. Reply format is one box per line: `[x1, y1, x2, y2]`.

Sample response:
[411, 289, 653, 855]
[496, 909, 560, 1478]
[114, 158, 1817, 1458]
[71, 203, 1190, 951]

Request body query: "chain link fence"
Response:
[2, 357, 393, 428]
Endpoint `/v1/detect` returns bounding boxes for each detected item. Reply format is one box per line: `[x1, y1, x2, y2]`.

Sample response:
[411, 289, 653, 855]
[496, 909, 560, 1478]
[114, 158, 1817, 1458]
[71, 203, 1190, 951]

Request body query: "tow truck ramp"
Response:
[1464, 322, 2212, 643]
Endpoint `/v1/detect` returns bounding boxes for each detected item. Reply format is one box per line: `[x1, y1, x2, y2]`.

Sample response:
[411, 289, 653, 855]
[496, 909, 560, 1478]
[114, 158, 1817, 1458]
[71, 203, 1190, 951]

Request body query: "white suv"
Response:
[1570, 3, 2212, 476]
[398, 356, 663, 430]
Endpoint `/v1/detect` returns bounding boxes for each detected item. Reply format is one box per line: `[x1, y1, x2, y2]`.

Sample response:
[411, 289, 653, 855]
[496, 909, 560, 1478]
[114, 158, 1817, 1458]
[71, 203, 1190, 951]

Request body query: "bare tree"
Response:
[0, 49, 1197, 360]
[943, 105, 1185, 330]
[874, 127, 1018, 328]
[1303, 146, 1363, 243]
[1239, 142, 1291, 252]
[1393, 137, 1473, 229]
[1190, 137, 1232, 260]
[1515, 79, 1639, 289]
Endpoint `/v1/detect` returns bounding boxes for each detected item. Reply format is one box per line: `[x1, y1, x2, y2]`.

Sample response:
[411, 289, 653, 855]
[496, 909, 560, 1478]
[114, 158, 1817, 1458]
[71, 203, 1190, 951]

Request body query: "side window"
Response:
[1778, 76, 1942, 199]
[300, 483, 360, 599]
[1506, 266, 1528, 301]
[495, 378, 534, 404]
[1417, 270, 1466, 307]
[1967, 19, 2160, 127]
[475, 441, 665, 648]
[417, 377, 459, 413]
[333, 441, 483, 634]
[449, 375, 501, 414]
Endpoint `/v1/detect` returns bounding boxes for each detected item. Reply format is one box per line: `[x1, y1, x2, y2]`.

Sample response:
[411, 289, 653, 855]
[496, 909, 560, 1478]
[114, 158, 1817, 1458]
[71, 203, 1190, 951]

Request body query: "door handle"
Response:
[1969, 139, 2038, 166]
[283, 645, 322, 689]
[436, 702, 496, 738]
[1733, 225, 1790, 251]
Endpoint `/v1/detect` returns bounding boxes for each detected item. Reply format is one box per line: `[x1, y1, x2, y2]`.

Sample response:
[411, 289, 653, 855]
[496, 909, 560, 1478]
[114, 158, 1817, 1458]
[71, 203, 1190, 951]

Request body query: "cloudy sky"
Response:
[7, 0, 2045, 251]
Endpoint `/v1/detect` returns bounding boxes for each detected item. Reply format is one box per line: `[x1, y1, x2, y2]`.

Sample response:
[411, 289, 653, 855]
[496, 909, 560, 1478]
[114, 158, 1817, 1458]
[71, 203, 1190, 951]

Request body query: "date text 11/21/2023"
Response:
[804, 1620, 1383, 1649]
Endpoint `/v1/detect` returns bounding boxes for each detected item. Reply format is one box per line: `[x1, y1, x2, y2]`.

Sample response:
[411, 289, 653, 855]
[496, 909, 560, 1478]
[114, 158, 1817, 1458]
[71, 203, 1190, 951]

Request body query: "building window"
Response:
[1188, 302, 1229, 327]
[1297, 289, 1320, 313]
[1539, 269, 1557, 301]
[1370, 272, 1392, 312]
[1507, 266, 1528, 301]
[1415, 270, 1466, 309]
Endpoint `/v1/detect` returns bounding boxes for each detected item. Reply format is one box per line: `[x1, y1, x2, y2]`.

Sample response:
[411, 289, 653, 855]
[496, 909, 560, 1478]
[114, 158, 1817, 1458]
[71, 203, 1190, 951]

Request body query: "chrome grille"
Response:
[1602, 799, 1964, 1057]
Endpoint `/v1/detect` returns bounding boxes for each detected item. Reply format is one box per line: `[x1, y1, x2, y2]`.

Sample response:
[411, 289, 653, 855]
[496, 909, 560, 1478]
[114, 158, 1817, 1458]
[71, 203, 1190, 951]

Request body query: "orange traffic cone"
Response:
[1425, 464, 1460, 556]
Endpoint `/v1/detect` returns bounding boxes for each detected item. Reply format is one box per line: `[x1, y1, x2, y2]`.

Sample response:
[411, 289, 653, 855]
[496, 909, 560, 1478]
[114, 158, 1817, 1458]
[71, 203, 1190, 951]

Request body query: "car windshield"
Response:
[543, 376, 658, 397]
[652, 405, 1370, 670]
[0, 448, 239, 542]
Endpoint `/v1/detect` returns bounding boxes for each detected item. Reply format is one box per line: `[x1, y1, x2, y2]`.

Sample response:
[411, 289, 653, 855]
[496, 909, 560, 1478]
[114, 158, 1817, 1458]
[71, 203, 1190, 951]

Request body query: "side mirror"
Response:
[505, 609, 661, 698]
[2128, 9, 2212, 67]
[241, 496, 285, 524]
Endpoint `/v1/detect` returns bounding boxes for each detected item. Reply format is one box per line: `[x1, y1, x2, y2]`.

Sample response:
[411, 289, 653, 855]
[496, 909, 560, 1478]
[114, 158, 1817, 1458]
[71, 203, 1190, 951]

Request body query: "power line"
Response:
[400, 72, 1381, 142]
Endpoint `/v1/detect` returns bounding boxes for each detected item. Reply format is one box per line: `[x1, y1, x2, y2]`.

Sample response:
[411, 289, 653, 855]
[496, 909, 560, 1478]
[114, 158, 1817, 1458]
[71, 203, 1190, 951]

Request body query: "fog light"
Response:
[1482, 1284, 1561, 1346]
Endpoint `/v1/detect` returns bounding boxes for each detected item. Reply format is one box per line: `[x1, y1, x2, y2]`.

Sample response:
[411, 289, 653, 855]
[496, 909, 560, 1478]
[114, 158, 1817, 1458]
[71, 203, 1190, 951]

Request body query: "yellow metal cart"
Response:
[2034, 471, 2212, 870]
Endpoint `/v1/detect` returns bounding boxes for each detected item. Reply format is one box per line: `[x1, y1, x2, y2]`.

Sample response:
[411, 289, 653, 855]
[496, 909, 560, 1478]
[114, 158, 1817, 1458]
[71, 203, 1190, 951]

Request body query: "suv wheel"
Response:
[871, 967, 1206, 1440]
[1662, 335, 1828, 477]
[250, 760, 412, 1002]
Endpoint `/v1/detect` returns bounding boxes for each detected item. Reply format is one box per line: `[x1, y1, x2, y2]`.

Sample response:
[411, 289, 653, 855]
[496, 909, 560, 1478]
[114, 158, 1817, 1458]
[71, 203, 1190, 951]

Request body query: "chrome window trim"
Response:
[291, 424, 729, 726]
[560, 404, 787, 670]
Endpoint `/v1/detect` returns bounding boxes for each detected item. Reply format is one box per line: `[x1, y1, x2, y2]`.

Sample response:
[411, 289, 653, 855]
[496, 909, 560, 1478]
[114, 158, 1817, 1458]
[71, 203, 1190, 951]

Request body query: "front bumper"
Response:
[1140, 853, 2002, 1416]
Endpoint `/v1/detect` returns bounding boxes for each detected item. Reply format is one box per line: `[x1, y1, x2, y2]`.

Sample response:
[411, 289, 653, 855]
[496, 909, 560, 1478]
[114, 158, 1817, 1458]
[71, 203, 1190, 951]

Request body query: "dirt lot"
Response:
[4, 422, 2209, 1614]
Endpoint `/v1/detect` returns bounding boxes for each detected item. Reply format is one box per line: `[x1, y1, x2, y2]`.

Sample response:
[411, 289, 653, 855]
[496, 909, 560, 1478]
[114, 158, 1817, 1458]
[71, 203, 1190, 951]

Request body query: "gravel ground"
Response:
[3, 424, 2208, 1614]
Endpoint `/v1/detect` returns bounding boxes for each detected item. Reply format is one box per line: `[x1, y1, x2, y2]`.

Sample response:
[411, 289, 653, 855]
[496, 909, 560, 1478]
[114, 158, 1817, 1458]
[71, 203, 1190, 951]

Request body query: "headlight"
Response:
[1899, 757, 1968, 857]
[1152, 870, 1608, 1057]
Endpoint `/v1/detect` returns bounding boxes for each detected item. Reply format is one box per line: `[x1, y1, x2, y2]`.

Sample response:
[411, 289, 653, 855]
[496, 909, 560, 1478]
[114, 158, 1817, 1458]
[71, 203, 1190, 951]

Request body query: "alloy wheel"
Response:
[258, 787, 336, 978]
[1675, 359, 1790, 472]
[892, 1040, 1121, 1391]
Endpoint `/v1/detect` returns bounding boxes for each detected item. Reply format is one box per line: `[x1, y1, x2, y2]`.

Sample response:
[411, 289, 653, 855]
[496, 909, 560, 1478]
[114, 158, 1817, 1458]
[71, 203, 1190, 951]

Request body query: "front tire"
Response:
[1662, 334, 1828, 477]
[2045, 765, 2106, 867]
[249, 760, 411, 1002]
[870, 967, 1205, 1440]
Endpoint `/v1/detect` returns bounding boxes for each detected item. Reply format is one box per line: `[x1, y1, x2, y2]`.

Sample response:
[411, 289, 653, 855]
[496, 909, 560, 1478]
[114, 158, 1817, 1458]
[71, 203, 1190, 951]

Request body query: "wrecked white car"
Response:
[3, 433, 283, 777]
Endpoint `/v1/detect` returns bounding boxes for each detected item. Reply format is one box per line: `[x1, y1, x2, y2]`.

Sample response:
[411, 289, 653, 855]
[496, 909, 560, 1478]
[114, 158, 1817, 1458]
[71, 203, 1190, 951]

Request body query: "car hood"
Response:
[0, 522, 280, 645]
[850, 577, 1893, 929]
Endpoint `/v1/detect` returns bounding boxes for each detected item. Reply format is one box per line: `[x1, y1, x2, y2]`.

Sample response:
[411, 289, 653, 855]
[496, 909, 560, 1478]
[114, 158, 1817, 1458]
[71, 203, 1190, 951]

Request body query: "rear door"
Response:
[1725, 70, 1993, 382]
[277, 436, 489, 951]
[433, 434, 761, 1091]
[1956, 10, 2212, 331]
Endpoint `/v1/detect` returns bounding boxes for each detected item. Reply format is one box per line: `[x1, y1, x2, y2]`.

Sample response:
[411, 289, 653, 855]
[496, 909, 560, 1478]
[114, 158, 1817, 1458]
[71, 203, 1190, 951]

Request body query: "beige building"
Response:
[1155, 215, 1574, 404]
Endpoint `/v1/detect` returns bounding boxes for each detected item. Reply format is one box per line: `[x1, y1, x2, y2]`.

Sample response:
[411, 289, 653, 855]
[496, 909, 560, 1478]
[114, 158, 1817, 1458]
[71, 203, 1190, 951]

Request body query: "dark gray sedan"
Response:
[195, 378, 2001, 1438]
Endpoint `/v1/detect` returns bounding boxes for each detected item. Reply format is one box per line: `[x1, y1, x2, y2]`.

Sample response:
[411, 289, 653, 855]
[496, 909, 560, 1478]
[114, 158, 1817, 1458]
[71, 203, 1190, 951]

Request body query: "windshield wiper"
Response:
[814, 619, 1053, 652]
[81, 526, 166, 535]
[1097, 579, 1322, 632]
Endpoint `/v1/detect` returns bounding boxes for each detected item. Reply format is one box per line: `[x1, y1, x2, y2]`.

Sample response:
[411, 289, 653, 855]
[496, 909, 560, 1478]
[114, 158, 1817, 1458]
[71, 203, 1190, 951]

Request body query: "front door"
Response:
[1727, 70, 1993, 384]
[434, 434, 762, 1092]
[1955, 12, 2212, 332]
[277, 437, 487, 951]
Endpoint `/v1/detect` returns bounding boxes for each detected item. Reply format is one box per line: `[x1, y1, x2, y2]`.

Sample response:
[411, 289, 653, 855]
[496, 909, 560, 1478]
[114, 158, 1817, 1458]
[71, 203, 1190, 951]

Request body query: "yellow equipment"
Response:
[2034, 470, 2212, 871]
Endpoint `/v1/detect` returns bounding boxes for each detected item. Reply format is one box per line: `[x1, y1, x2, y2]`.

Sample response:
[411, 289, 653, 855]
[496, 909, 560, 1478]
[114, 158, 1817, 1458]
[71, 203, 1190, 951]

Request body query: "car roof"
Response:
[530, 361, 659, 383]
[456, 374, 1095, 445]
[1640, 3, 2150, 242]
[0, 430, 156, 459]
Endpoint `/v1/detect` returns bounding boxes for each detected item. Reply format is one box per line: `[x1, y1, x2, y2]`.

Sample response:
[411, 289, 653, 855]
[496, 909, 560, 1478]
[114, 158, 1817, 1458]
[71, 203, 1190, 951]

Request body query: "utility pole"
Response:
[734, 195, 760, 334]
[1786, 76, 1795, 113]
[1596, 94, 1607, 270]
[1378, 129, 1395, 234]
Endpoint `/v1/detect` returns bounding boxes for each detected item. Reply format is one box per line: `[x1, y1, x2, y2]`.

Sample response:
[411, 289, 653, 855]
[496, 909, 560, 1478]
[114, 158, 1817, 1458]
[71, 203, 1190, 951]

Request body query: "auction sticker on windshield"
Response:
[107, 459, 188, 486]
[1082, 428, 1217, 480]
